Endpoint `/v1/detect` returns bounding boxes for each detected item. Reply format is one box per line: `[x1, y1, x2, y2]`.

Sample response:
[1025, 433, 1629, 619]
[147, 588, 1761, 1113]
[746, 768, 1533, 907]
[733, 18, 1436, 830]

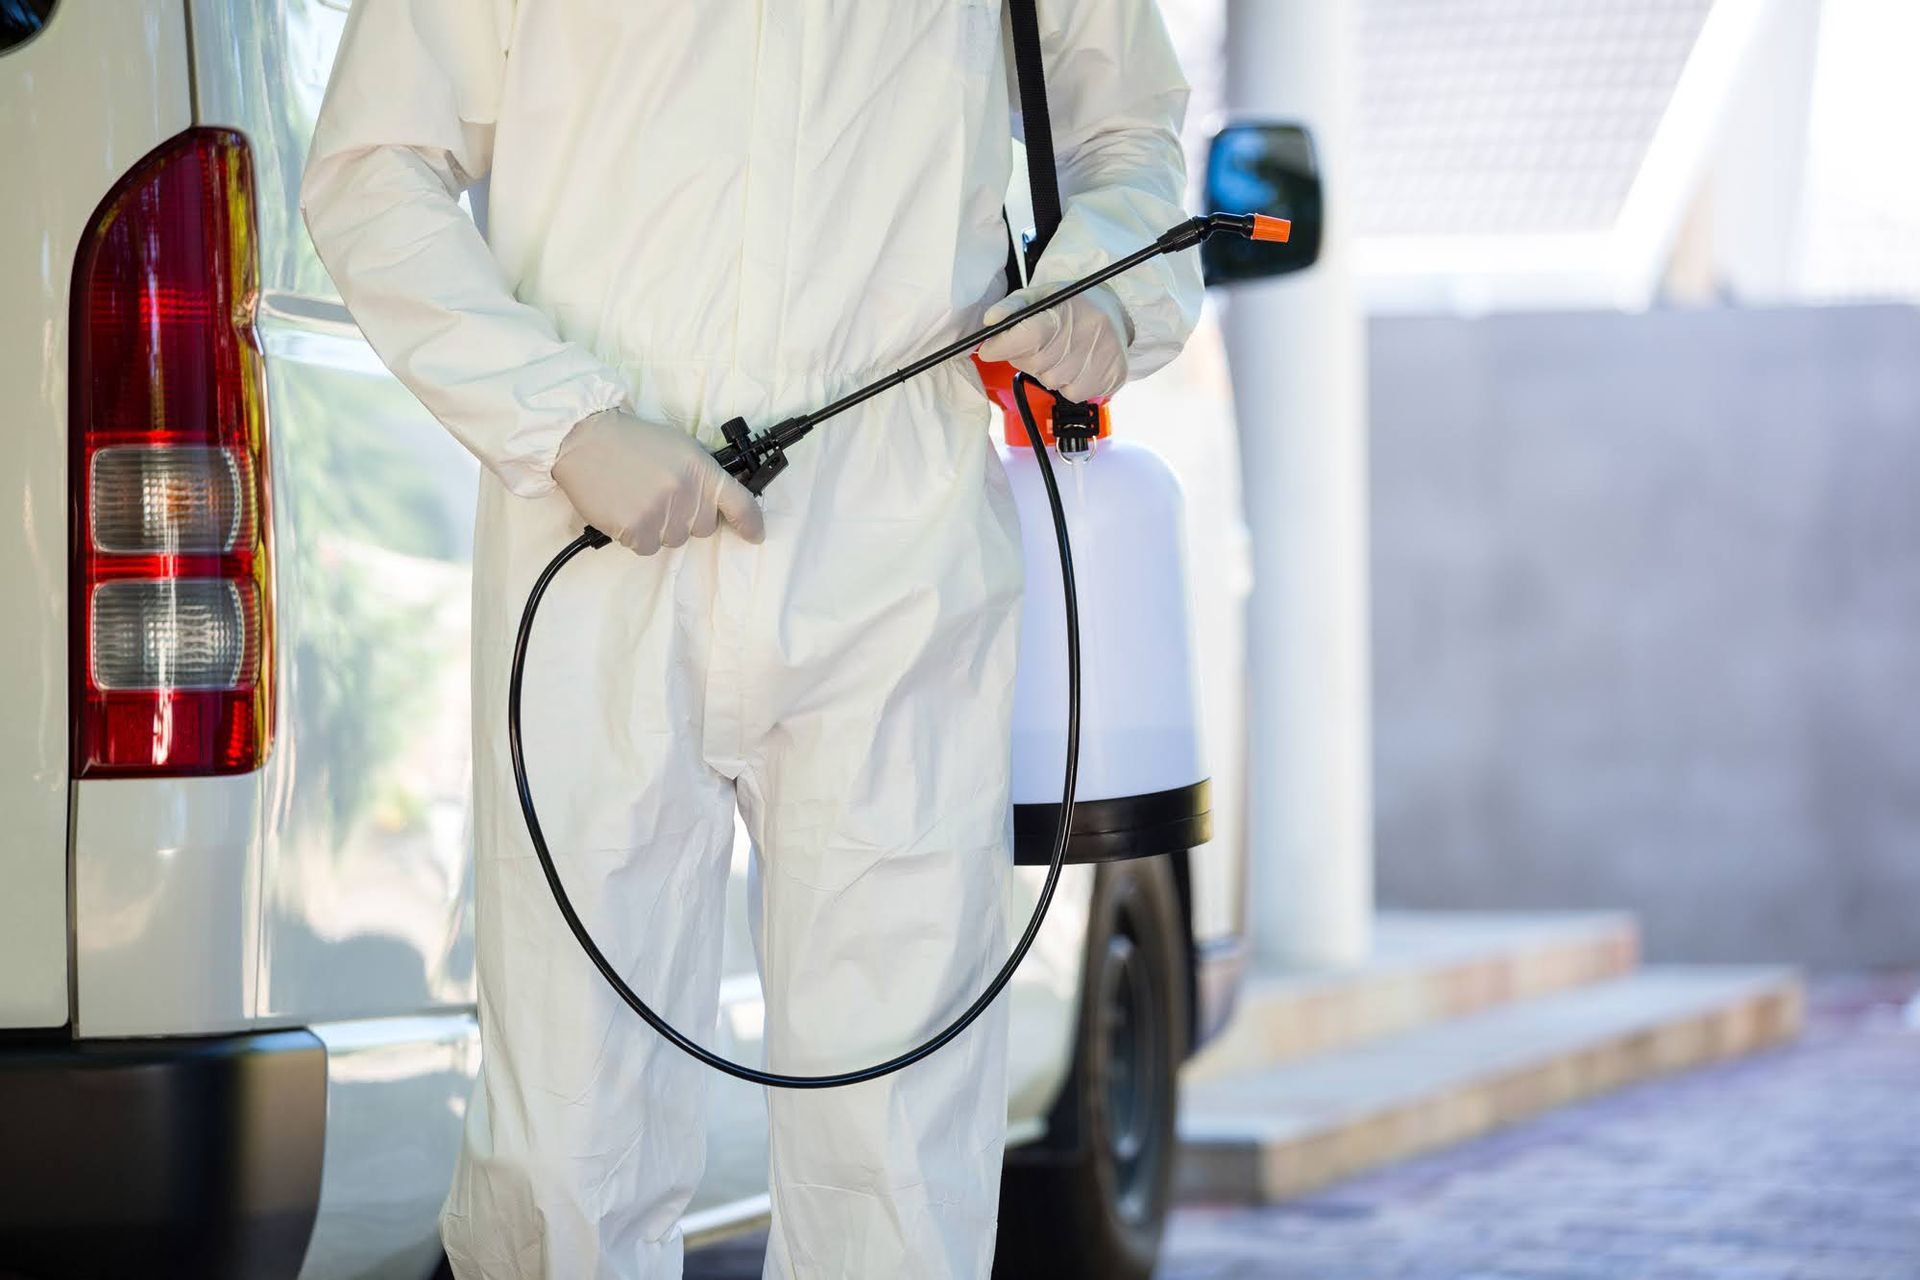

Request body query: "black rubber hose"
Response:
[507, 374, 1079, 1088]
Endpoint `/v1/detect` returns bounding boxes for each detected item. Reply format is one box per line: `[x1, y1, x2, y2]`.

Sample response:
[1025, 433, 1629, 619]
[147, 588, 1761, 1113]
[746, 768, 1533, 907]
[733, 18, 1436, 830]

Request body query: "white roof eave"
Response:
[1358, 0, 1779, 315]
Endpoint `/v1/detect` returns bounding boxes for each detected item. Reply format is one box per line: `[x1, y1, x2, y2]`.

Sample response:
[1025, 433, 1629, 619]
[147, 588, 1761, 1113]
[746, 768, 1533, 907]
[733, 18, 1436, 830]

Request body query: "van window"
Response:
[1, 0, 55, 53]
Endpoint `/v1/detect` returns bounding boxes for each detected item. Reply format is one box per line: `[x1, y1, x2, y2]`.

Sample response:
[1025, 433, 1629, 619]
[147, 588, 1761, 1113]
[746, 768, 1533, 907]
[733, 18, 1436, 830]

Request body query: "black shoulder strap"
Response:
[1007, 0, 1064, 274]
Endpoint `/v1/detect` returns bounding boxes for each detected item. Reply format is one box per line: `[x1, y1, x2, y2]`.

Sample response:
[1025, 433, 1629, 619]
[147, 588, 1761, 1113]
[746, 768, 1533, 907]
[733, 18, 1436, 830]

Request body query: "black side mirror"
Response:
[1, 0, 57, 52]
[1203, 123, 1323, 286]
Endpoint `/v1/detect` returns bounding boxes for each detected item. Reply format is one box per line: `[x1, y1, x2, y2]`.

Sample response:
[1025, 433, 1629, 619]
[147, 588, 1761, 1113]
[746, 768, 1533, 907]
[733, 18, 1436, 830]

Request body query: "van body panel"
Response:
[0, 0, 194, 1028]
[73, 773, 261, 1035]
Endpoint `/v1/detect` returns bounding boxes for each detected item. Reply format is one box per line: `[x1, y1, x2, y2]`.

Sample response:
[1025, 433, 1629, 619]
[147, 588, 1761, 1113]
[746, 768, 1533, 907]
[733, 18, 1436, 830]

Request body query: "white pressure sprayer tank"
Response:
[980, 358, 1213, 865]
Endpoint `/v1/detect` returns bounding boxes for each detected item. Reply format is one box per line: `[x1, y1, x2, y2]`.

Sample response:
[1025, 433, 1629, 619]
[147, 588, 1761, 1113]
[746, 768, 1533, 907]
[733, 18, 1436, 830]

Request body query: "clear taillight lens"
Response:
[89, 446, 251, 554]
[70, 129, 275, 777]
[91, 580, 261, 691]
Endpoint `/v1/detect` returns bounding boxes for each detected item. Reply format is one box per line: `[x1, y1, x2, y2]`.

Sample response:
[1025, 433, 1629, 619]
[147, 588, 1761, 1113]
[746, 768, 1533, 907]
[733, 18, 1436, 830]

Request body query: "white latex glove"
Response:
[978, 283, 1133, 403]
[550, 409, 766, 555]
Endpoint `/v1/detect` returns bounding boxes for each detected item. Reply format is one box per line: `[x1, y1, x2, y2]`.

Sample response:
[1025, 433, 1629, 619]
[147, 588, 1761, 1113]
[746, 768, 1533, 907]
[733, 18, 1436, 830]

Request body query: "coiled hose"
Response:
[507, 375, 1078, 1088]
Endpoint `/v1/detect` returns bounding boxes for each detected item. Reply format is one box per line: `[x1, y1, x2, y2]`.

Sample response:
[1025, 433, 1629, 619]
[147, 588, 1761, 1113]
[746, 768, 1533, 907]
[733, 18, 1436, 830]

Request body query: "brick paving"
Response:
[687, 976, 1920, 1280]
[1165, 974, 1920, 1280]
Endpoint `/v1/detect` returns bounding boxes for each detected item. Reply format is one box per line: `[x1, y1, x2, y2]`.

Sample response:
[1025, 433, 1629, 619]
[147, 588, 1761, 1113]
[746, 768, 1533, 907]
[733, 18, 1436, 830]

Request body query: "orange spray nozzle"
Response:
[1250, 214, 1292, 243]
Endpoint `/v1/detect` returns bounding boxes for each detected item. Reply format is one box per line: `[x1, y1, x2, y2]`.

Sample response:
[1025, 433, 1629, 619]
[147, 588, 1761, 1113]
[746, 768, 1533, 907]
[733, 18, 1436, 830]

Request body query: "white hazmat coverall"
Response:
[302, 1, 1200, 1276]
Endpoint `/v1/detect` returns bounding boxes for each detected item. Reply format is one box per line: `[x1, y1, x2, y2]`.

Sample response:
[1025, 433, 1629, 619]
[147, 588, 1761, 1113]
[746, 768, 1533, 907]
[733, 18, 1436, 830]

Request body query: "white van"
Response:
[0, 3, 1315, 1277]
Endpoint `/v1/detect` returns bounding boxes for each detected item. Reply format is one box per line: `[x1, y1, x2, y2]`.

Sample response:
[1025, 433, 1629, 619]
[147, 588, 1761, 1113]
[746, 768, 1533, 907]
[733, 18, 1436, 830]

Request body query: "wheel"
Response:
[993, 857, 1190, 1280]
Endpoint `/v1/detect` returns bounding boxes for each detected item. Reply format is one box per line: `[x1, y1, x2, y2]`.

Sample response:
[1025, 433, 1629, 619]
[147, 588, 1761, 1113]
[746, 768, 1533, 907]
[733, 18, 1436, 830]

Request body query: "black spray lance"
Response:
[708, 213, 1291, 496]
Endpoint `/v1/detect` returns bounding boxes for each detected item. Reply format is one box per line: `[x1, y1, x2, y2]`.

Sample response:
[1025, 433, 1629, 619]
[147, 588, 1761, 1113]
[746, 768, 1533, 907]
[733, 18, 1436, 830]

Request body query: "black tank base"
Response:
[1013, 779, 1211, 865]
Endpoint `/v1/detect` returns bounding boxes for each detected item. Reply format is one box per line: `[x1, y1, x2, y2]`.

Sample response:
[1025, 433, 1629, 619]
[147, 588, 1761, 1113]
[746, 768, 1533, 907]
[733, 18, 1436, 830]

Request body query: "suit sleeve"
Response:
[1016, 0, 1205, 380]
[300, 0, 628, 498]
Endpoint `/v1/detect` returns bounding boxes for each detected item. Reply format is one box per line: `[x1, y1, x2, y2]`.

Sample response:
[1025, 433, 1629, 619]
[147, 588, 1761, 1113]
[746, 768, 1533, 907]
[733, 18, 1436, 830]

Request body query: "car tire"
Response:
[992, 857, 1190, 1280]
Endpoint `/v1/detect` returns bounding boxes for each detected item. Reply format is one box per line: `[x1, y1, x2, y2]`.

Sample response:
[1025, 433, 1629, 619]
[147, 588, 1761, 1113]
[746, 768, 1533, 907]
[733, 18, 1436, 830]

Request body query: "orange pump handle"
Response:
[968, 213, 1283, 446]
[972, 355, 1110, 448]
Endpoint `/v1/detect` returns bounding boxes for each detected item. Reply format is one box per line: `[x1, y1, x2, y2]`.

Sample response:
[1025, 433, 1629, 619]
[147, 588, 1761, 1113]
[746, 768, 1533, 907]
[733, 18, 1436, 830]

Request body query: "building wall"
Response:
[1369, 304, 1920, 967]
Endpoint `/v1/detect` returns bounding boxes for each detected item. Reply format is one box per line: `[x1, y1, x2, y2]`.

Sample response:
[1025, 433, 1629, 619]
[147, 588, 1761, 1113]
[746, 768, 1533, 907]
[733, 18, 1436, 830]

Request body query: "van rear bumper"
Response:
[0, 1029, 325, 1280]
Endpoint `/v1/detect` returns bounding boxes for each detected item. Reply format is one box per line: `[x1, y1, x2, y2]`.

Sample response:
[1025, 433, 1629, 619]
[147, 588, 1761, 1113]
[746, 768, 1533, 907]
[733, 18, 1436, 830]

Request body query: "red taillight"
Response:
[70, 128, 274, 777]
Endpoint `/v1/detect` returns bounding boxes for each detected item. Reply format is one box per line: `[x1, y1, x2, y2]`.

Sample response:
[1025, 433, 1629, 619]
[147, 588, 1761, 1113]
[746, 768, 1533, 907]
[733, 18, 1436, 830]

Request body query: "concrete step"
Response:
[1178, 965, 1804, 1204]
[1186, 911, 1640, 1084]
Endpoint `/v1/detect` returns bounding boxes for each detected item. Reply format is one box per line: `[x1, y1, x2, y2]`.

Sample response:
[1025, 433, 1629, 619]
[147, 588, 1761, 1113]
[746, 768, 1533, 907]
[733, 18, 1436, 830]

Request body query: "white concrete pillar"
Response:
[1709, 0, 1823, 302]
[1223, 0, 1373, 968]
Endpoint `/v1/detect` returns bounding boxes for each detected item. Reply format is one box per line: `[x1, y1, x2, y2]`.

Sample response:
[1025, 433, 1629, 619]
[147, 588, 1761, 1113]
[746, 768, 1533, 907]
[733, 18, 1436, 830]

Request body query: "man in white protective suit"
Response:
[302, 1, 1201, 1276]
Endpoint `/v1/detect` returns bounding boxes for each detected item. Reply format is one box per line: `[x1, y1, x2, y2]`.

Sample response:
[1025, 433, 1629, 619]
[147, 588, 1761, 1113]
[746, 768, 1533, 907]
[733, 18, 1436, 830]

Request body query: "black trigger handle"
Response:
[713, 416, 790, 496]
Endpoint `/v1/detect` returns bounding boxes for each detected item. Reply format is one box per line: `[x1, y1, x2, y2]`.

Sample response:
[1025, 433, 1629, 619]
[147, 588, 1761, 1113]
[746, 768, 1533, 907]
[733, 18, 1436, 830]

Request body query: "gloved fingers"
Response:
[620, 518, 663, 557]
[1055, 329, 1120, 402]
[980, 289, 1037, 330]
[978, 307, 1063, 367]
[712, 469, 766, 544]
[981, 292, 1126, 402]
[1061, 367, 1120, 404]
[1055, 295, 1129, 402]
[686, 490, 720, 540]
[1070, 363, 1126, 404]
[656, 487, 695, 550]
[1054, 351, 1100, 403]
[976, 318, 1036, 366]
[1032, 303, 1080, 376]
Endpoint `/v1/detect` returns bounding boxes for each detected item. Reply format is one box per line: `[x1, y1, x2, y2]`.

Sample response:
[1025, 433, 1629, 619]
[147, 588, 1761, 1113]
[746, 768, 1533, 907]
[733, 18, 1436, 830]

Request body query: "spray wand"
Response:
[707, 212, 1292, 495]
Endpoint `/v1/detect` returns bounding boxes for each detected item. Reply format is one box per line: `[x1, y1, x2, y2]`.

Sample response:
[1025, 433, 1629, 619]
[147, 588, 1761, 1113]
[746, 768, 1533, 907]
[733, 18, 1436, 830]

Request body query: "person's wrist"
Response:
[557, 406, 627, 465]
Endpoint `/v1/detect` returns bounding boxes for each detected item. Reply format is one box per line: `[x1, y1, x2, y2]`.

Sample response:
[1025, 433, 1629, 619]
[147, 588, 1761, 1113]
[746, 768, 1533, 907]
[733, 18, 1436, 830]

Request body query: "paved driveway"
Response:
[688, 975, 1920, 1279]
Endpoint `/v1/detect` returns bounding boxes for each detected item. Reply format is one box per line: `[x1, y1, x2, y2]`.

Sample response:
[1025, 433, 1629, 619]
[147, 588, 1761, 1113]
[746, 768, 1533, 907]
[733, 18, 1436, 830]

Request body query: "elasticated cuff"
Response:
[1024, 189, 1204, 384]
[491, 370, 631, 500]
